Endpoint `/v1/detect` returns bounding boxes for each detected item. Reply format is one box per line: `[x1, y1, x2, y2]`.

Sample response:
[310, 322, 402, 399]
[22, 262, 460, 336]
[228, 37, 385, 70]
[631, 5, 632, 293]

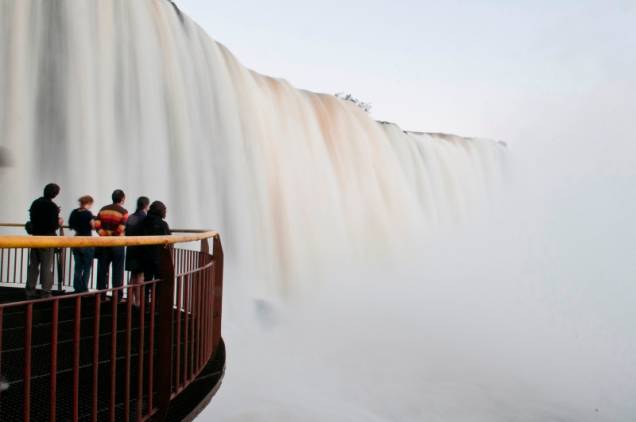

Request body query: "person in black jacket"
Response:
[142, 201, 171, 281]
[125, 196, 149, 305]
[25, 183, 62, 298]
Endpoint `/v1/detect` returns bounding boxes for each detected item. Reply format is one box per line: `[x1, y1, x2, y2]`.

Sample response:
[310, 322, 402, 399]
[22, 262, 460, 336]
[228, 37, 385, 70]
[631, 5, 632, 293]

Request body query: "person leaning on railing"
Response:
[93, 189, 128, 301]
[25, 183, 63, 299]
[125, 196, 149, 306]
[142, 201, 171, 281]
[68, 195, 95, 293]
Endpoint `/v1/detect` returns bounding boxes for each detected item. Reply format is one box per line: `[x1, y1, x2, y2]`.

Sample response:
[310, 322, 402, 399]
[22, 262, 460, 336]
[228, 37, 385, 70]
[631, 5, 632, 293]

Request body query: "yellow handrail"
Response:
[0, 224, 218, 248]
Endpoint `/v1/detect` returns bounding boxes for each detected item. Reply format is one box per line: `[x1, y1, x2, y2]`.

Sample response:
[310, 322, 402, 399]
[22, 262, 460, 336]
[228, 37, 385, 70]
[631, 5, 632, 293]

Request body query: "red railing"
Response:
[0, 229, 224, 421]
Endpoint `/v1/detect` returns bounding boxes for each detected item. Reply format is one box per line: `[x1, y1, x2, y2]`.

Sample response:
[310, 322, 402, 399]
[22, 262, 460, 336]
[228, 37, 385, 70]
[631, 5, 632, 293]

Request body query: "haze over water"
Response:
[1, 1, 634, 421]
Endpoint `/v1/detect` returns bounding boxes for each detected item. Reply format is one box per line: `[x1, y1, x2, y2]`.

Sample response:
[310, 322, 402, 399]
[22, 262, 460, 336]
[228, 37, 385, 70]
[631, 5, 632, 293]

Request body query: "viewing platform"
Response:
[0, 225, 225, 421]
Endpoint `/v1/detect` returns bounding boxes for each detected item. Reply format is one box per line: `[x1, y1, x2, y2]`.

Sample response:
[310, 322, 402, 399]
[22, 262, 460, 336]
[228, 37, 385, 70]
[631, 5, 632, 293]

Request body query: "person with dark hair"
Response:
[142, 201, 171, 281]
[68, 195, 95, 293]
[125, 196, 149, 306]
[94, 190, 128, 300]
[25, 183, 62, 298]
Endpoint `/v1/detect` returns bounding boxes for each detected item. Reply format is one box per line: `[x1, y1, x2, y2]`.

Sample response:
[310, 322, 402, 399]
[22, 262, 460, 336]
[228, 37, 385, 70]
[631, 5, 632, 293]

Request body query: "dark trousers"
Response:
[97, 247, 125, 299]
[26, 248, 55, 297]
[72, 247, 94, 293]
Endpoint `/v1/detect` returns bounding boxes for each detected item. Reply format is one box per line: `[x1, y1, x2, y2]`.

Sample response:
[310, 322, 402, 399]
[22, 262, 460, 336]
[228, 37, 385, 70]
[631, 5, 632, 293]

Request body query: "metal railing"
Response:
[0, 225, 224, 421]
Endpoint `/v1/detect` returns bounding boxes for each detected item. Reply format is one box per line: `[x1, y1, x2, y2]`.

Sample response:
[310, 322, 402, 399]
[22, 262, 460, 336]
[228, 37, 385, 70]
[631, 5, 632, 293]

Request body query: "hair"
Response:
[148, 201, 167, 219]
[111, 189, 125, 204]
[78, 195, 94, 207]
[136, 196, 150, 212]
[43, 183, 60, 199]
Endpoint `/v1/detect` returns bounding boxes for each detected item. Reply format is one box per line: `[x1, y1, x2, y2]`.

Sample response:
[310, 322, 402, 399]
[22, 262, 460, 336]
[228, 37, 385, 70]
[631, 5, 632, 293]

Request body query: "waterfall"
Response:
[0, 0, 504, 299]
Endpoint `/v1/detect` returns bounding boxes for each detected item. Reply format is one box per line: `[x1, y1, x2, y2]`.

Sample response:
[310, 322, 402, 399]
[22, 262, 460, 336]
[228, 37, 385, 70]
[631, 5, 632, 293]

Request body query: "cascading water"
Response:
[1, 1, 633, 421]
[0, 0, 503, 296]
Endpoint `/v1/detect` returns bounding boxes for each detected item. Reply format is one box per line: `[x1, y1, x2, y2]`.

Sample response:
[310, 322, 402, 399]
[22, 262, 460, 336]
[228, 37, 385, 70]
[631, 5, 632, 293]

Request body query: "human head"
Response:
[136, 196, 150, 213]
[78, 195, 94, 209]
[148, 201, 167, 219]
[112, 189, 125, 204]
[43, 183, 60, 199]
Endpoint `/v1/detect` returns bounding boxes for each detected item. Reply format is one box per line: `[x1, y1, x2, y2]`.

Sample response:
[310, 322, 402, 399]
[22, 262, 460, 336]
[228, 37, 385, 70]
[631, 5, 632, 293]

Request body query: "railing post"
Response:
[56, 227, 65, 292]
[155, 245, 176, 420]
[199, 238, 209, 270]
[212, 235, 224, 350]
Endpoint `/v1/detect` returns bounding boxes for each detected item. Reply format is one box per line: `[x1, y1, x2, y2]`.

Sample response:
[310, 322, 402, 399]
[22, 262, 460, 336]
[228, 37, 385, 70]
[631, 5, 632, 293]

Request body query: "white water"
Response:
[0, 1, 634, 421]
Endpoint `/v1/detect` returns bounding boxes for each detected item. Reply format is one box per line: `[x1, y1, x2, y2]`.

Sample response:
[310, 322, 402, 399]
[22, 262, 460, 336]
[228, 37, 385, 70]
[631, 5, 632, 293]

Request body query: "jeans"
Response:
[72, 247, 94, 293]
[96, 247, 125, 299]
[25, 248, 55, 297]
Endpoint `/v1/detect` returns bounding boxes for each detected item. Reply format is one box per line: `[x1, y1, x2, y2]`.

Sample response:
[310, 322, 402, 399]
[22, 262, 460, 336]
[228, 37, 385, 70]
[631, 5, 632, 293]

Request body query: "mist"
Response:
[203, 30, 636, 422]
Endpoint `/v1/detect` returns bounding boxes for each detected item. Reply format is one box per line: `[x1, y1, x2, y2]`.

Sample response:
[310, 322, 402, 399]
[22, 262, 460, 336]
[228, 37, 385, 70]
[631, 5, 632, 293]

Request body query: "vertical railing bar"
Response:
[10, 248, 13, 283]
[65, 249, 69, 288]
[90, 259, 95, 290]
[0, 249, 4, 281]
[124, 287, 133, 421]
[203, 269, 207, 359]
[72, 296, 82, 422]
[204, 268, 209, 362]
[197, 271, 203, 369]
[196, 264, 201, 369]
[136, 288, 146, 422]
[189, 273, 195, 381]
[197, 270, 205, 369]
[202, 270, 207, 362]
[199, 240, 210, 361]
[67, 248, 73, 287]
[155, 246, 176, 420]
[13, 248, 18, 284]
[92, 295, 101, 422]
[2, 248, 7, 283]
[24, 302, 33, 422]
[175, 276, 182, 390]
[205, 268, 210, 361]
[213, 235, 224, 350]
[0, 248, 5, 283]
[147, 284, 156, 413]
[191, 272, 199, 372]
[183, 274, 189, 382]
[206, 267, 212, 360]
[191, 271, 197, 374]
[0, 308, 4, 402]
[20, 248, 25, 287]
[50, 300, 59, 422]
[109, 294, 118, 422]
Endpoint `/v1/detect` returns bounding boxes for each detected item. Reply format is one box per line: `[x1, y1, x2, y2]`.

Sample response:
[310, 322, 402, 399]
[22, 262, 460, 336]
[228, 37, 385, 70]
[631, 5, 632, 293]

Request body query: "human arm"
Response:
[93, 210, 103, 234]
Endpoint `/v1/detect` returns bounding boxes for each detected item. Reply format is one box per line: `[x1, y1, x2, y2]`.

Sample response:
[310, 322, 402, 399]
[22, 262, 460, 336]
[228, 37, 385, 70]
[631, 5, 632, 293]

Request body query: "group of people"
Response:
[25, 183, 171, 303]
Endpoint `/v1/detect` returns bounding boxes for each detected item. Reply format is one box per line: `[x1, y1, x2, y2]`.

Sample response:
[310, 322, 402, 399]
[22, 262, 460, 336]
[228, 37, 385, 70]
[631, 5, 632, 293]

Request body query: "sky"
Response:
[175, 0, 635, 143]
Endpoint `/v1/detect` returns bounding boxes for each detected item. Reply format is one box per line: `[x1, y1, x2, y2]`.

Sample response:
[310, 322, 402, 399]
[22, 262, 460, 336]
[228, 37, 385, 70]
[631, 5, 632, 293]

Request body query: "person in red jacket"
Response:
[94, 189, 128, 300]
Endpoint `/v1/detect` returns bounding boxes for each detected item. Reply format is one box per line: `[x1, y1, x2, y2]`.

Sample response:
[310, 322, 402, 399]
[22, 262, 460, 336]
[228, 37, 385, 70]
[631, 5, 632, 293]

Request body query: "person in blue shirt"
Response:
[68, 195, 95, 293]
